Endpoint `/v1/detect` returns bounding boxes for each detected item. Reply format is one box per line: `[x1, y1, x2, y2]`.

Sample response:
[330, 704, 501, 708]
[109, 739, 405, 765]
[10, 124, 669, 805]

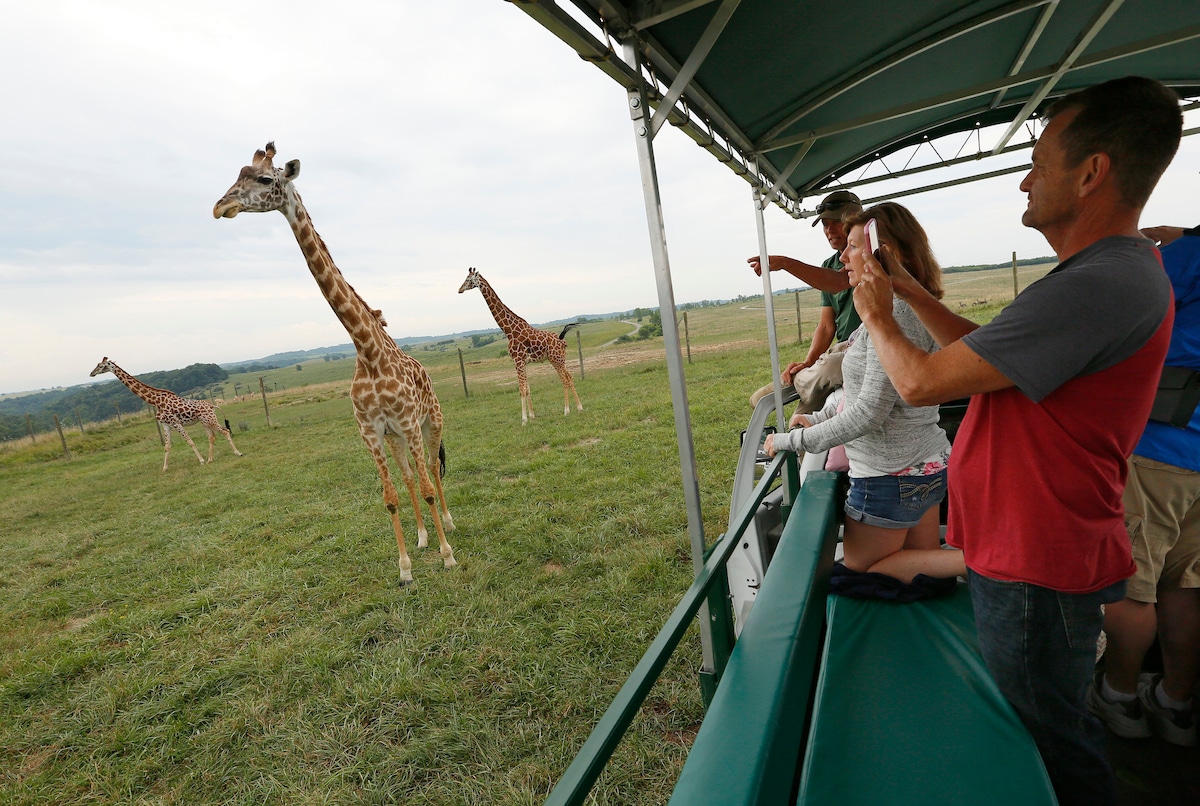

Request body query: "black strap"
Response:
[1149, 366, 1200, 428]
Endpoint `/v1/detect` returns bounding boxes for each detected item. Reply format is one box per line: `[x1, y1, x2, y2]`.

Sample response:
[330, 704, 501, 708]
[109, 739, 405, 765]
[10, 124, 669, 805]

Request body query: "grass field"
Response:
[0, 263, 1050, 805]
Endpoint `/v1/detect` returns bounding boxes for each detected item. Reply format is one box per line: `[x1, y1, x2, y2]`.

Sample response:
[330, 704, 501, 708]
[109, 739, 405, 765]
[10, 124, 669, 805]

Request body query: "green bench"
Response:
[670, 471, 1057, 805]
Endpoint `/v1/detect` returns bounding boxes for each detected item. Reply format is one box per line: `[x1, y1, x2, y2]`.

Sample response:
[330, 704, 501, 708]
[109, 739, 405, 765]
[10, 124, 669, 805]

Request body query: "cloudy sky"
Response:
[3, 1, 1198, 395]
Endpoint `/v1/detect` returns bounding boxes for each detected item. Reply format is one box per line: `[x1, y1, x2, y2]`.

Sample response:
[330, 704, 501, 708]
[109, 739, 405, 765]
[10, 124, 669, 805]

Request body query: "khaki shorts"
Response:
[1123, 454, 1200, 602]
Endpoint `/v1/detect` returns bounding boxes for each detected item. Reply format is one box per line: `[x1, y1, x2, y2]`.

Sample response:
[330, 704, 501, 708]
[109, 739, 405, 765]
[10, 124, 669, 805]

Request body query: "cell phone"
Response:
[863, 217, 887, 273]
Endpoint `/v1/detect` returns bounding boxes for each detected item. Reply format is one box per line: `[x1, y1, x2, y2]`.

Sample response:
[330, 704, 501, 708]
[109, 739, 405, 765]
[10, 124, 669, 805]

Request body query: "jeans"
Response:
[968, 570, 1126, 806]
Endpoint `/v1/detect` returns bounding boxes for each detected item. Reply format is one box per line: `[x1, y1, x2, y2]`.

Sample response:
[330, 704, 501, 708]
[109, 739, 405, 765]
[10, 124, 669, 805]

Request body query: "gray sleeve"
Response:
[797, 338, 899, 454]
[963, 238, 1171, 402]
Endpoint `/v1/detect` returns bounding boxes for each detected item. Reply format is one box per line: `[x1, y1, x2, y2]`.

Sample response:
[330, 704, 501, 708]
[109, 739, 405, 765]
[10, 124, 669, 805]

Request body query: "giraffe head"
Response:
[213, 142, 301, 219]
[457, 267, 483, 294]
[90, 357, 116, 377]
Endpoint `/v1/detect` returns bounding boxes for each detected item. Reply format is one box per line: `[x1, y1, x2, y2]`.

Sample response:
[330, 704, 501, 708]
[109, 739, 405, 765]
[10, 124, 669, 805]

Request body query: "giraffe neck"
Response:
[283, 194, 387, 363]
[108, 363, 165, 405]
[477, 278, 527, 337]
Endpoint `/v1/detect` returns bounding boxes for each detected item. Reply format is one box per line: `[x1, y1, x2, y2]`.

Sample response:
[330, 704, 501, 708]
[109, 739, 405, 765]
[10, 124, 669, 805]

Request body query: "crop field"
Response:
[0, 263, 1049, 805]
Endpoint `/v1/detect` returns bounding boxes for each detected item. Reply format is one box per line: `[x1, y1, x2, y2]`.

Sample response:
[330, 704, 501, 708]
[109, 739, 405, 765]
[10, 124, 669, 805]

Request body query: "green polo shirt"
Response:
[818, 252, 861, 342]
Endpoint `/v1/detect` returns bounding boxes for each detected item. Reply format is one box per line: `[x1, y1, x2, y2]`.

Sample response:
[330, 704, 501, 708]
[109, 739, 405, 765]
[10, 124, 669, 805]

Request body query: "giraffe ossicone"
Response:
[89, 357, 243, 471]
[458, 266, 584, 425]
[214, 143, 455, 584]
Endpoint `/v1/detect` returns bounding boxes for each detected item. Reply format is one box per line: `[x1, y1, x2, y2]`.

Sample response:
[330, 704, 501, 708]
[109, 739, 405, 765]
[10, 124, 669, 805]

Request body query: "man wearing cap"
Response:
[748, 189, 863, 411]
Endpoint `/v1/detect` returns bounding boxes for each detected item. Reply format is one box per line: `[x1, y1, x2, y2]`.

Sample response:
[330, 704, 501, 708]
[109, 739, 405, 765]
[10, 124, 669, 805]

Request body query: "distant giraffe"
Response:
[458, 267, 583, 425]
[214, 143, 454, 584]
[89, 357, 243, 471]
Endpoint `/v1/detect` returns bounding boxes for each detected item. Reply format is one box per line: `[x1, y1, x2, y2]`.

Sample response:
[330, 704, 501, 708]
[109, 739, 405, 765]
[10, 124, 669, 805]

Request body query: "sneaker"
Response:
[1137, 673, 1197, 747]
[1087, 671, 1151, 738]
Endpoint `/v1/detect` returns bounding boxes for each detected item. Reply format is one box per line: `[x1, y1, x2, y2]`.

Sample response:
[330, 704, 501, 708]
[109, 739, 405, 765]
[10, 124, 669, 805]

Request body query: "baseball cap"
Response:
[810, 190, 863, 226]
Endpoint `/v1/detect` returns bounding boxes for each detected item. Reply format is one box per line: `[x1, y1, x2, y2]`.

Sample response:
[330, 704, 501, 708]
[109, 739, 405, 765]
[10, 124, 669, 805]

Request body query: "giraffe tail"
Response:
[438, 441, 447, 478]
[558, 322, 580, 340]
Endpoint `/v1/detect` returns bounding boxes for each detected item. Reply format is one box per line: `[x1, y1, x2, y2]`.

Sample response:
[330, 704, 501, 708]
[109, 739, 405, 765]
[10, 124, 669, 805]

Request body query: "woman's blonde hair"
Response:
[843, 202, 943, 299]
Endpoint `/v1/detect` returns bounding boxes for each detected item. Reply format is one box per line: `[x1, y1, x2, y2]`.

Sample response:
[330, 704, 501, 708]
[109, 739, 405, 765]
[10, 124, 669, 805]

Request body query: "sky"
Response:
[3, 1, 1199, 395]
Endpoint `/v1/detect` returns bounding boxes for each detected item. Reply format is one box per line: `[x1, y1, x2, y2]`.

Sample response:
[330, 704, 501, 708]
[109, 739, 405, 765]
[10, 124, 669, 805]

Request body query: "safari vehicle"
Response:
[512, 1, 1200, 803]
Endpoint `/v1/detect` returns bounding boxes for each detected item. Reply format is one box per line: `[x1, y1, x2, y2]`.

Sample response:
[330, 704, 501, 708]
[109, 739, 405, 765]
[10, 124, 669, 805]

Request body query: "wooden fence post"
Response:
[26, 413, 35, 443]
[1012, 251, 1019, 299]
[53, 414, 71, 460]
[259, 377, 273, 427]
[576, 328, 585, 380]
[457, 348, 469, 398]
[74, 407, 85, 434]
[114, 401, 122, 424]
[795, 291, 803, 345]
[150, 405, 164, 445]
[682, 311, 692, 364]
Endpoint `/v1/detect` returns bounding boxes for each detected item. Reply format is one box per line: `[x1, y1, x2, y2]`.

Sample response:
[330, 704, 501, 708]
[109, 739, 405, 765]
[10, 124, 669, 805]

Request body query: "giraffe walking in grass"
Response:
[89, 357, 243, 471]
[214, 143, 454, 584]
[458, 267, 583, 425]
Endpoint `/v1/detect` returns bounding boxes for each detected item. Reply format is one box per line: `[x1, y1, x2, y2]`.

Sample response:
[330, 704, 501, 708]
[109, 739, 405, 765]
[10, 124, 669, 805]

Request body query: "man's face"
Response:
[1019, 108, 1084, 235]
[822, 218, 848, 252]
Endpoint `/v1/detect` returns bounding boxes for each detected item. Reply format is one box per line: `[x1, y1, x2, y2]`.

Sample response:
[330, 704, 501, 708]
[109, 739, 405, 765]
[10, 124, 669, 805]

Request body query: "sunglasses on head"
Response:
[815, 199, 853, 214]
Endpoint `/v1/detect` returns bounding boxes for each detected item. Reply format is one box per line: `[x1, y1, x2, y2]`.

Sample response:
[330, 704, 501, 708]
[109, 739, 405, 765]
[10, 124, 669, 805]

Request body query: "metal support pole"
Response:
[752, 181, 798, 508]
[623, 37, 728, 686]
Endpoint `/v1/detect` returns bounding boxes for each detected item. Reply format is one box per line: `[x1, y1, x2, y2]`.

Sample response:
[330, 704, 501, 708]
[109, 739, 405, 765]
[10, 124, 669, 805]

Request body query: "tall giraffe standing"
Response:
[458, 267, 583, 425]
[213, 143, 454, 583]
[89, 357, 243, 471]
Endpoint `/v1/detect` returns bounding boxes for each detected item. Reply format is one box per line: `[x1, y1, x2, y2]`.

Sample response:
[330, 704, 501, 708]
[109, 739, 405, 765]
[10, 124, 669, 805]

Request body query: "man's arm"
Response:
[853, 255, 1013, 406]
[748, 255, 850, 293]
[782, 307, 835, 385]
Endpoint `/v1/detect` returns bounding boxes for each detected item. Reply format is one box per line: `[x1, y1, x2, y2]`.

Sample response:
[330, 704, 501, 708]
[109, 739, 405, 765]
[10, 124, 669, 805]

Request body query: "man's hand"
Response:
[877, 244, 922, 300]
[747, 255, 778, 276]
[762, 433, 778, 457]
[789, 412, 813, 429]
[853, 248, 895, 324]
[781, 361, 809, 386]
[1141, 225, 1185, 247]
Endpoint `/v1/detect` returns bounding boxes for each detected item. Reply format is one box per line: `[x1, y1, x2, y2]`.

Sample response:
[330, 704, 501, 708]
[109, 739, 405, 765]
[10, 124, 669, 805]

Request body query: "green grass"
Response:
[0, 273, 1044, 804]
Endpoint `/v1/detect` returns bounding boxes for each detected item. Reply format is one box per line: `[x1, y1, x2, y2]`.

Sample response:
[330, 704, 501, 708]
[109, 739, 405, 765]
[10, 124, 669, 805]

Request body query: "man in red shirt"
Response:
[852, 77, 1182, 806]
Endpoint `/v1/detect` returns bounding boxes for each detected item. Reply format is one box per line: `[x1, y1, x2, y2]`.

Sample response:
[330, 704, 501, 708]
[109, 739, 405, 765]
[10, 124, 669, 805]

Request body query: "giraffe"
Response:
[213, 143, 454, 584]
[458, 267, 583, 425]
[89, 357, 243, 471]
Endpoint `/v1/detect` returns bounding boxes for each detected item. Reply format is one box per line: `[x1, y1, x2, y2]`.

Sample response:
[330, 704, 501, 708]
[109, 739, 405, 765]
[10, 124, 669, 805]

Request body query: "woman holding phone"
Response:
[764, 202, 965, 584]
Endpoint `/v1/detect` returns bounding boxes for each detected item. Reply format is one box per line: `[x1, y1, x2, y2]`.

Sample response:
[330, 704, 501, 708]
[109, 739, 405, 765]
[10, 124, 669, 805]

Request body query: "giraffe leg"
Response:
[206, 413, 243, 457]
[551, 355, 582, 415]
[384, 432, 430, 549]
[515, 359, 532, 425]
[423, 417, 454, 534]
[204, 425, 217, 463]
[389, 430, 454, 568]
[360, 427, 413, 584]
[161, 423, 171, 472]
[406, 439, 455, 569]
[175, 424, 206, 466]
[222, 426, 243, 457]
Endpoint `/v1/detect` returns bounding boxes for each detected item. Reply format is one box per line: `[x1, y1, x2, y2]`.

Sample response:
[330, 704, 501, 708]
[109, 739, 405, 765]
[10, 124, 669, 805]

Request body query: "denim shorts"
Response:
[844, 469, 947, 529]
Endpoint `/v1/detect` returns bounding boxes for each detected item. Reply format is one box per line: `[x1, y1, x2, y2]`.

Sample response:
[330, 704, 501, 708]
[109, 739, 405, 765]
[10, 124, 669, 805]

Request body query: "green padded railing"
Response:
[543, 454, 792, 806]
[667, 472, 842, 806]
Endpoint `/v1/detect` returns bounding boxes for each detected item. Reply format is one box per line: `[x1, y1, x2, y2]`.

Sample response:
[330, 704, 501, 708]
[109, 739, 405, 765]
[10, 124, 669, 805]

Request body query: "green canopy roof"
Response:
[516, 0, 1200, 216]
